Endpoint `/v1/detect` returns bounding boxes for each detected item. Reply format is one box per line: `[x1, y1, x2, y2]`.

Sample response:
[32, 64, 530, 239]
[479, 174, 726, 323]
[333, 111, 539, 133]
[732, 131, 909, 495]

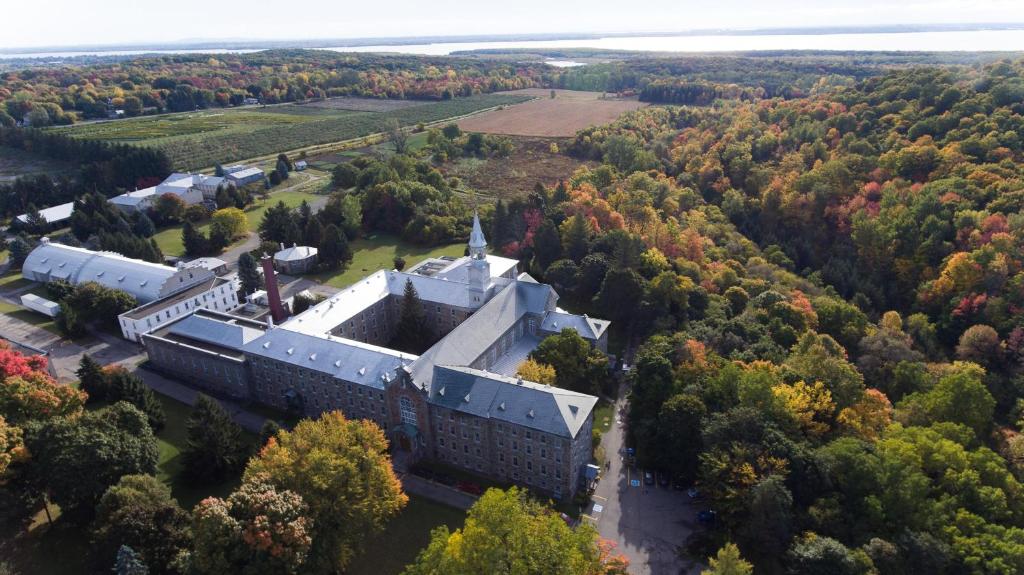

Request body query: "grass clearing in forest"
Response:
[307, 234, 466, 288]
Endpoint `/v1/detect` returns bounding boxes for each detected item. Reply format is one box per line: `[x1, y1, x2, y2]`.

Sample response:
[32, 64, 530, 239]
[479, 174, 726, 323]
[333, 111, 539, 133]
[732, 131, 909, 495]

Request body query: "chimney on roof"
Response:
[279, 242, 285, 251]
[261, 255, 287, 324]
[266, 314, 274, 329]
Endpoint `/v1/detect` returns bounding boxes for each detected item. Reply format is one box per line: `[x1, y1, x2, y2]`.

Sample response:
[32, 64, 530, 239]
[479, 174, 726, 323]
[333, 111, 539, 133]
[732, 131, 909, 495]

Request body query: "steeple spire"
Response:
[469, 211, 487, 259]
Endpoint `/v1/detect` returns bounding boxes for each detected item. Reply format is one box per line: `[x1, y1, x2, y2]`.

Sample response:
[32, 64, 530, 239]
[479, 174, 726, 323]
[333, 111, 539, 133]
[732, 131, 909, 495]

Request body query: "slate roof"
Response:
[428, 365, 597, 438]
[168, 312, 265, 350]
[242, 328, 414, 390]
[409, 281, 556, 388]
[541, 310, 610, 341]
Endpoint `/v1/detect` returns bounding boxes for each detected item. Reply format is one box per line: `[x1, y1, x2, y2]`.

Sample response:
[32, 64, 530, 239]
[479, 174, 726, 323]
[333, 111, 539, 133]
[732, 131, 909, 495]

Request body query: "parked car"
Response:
[643, 469, 655, 486]
[657, 470, 670, 488]
[456, 481, 483, 496]
[687, 487, 701, 499]
[697, 510, 717, 524]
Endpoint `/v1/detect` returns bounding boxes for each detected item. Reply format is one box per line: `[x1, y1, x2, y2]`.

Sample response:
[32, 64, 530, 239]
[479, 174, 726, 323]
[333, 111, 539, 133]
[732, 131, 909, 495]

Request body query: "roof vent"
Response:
[358, 367, 366, 376]
[498, 402, 506, 411]
[527, 409, 535, 418]
[262, 341, 271, 349]
[140, 280, 148, 287]
[96, 271, 104, 277]
[58, 261, 66, 268]
[463, 394, 471, 403]
[438, 386, 446, 396]
[552, 321, 557, 328]
[40, 257, 48, 263]
[118, 275, 125, 282]
[286, 347, 294, 355]
[309, 353, 317, 361]
[335, 360, 342, 367]
[516, 377, 523, 385]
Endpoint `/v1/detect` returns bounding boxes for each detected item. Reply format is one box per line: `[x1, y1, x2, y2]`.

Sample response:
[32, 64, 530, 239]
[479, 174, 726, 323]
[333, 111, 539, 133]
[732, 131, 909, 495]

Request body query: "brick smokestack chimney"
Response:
[261, 255, 286, 324]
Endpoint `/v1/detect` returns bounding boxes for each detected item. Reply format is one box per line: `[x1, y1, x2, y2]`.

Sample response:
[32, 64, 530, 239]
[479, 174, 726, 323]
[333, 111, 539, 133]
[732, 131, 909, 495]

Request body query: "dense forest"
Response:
[519, 57, 1024, 572]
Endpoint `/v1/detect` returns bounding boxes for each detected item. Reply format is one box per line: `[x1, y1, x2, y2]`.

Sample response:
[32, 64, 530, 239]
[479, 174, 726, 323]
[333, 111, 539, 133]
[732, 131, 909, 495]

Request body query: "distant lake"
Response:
[327, 30, 1024, 55]
[3, 29, 1024, 61]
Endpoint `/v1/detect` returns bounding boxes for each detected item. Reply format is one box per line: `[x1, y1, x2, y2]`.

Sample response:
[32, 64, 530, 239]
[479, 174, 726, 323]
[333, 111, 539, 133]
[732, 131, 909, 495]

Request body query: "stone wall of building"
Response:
[145, 337, 250, 399]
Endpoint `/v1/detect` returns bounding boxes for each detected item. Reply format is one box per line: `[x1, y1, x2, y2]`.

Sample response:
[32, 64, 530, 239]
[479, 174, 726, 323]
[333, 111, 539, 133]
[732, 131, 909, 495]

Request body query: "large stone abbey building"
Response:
[144, 215, 609, 498]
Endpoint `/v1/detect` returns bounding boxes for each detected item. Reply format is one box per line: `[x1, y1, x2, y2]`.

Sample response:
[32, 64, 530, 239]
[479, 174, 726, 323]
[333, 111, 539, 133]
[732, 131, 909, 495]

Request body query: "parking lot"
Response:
[585, 393, 704, 575]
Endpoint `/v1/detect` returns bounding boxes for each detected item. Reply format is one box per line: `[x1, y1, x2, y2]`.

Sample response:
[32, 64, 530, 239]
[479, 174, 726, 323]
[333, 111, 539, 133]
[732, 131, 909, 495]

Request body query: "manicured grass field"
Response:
[54, 94, 530, 170]
[348, 495, 466, 575]
[151, 186, 325, 256]
[307, 234, 466, 288]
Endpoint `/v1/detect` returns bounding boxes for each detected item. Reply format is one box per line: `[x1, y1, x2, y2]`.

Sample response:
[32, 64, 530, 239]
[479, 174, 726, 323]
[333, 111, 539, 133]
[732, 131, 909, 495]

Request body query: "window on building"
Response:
[399, 396, 417, 426]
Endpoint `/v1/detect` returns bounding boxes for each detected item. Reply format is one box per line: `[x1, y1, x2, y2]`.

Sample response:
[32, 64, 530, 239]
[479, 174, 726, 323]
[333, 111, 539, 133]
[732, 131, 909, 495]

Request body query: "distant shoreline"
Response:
[3, 23, 1024, 56]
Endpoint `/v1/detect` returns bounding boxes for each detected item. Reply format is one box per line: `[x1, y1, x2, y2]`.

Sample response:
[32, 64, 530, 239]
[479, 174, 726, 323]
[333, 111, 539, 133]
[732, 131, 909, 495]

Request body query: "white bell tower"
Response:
[468, 212, 490, 303]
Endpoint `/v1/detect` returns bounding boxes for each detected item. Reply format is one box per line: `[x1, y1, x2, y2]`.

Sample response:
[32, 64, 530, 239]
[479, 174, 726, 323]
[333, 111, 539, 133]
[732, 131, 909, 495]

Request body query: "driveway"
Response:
[587, 386, 704, 575]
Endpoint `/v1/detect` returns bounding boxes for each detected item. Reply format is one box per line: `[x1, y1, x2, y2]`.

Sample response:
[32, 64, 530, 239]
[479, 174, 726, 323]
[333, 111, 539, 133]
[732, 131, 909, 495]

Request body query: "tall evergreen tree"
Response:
[76, 354, 108, 401]
[133, 213, 155, 238]
[319, 224, 352, 269]
[564, 213, 591, 261]
[391, 279, 430, 353]
[258, 201, 297, 244]
[8, 236, 32, 267]
[237, 251, 263, 296]
[303, 216, 324, 248]
[182, 394, 247, 485]
[105, 369, 166, 432]
[532, 219, 562, 270]
[182, 221, 208, 257]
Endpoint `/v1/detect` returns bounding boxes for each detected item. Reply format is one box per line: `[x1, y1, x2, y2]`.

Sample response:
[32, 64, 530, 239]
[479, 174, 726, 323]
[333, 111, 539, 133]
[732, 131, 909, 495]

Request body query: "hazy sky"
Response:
[5, 0, 1024, 48]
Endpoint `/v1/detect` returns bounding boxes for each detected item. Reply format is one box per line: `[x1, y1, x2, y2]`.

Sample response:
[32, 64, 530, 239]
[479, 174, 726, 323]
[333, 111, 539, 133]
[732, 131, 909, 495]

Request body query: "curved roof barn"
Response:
[22, 239, 213, 303]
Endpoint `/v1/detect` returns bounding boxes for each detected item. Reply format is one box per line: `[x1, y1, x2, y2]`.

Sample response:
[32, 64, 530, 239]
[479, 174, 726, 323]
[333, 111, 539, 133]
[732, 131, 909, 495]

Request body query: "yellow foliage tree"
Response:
[517, 358, 556, 386]
[836, 388, 893, 441]
[772, 381, 835, 438]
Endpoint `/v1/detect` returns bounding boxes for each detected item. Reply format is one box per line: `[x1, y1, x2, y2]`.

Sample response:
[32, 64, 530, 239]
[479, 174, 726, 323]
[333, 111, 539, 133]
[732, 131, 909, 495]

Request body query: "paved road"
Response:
[587, 385, 704, 575]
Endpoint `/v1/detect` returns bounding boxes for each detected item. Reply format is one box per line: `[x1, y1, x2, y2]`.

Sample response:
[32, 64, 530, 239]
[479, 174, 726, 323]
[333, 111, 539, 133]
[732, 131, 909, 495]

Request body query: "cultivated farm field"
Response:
[52, 94, 529, 171]
[457, 88, 647, 137]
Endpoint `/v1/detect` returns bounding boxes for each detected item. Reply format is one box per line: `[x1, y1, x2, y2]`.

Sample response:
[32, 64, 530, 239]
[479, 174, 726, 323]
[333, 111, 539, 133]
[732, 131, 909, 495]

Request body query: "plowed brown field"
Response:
[457, 89, 647, 137]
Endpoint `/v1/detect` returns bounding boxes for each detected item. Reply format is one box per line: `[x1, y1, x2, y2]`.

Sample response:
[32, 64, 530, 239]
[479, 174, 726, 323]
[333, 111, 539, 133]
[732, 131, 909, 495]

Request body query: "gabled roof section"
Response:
[428, 365, 597, 438]
[541, 310, 610, 341]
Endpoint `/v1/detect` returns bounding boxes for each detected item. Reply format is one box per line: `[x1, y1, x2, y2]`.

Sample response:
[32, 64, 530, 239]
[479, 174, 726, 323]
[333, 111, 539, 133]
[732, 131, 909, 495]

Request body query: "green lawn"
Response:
[151, 187, 324, 257]
[308, 234, 466, 288]
[0, 269, 32, 292]
[0, 299, 61, 335]
[348, 495, 466, 575]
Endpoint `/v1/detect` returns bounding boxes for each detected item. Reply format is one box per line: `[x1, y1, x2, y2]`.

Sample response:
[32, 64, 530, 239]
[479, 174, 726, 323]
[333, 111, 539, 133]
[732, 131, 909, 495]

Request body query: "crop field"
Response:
[457, 88, 647, 137]
[54, 94, 531, 170]
[441, 136, 594, 200]
[295, 97, 431, 113]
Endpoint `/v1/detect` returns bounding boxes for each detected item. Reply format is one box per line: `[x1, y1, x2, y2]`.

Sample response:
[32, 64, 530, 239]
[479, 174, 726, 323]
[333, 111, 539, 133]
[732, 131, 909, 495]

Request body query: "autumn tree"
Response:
[403, 487, 627, 575]
[210, 207, 248, 240]
[189, 474, 313, 575]
[703, 543, 753, 575]
[516, 358, 556, 385]
[243, 412, 407, 572]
